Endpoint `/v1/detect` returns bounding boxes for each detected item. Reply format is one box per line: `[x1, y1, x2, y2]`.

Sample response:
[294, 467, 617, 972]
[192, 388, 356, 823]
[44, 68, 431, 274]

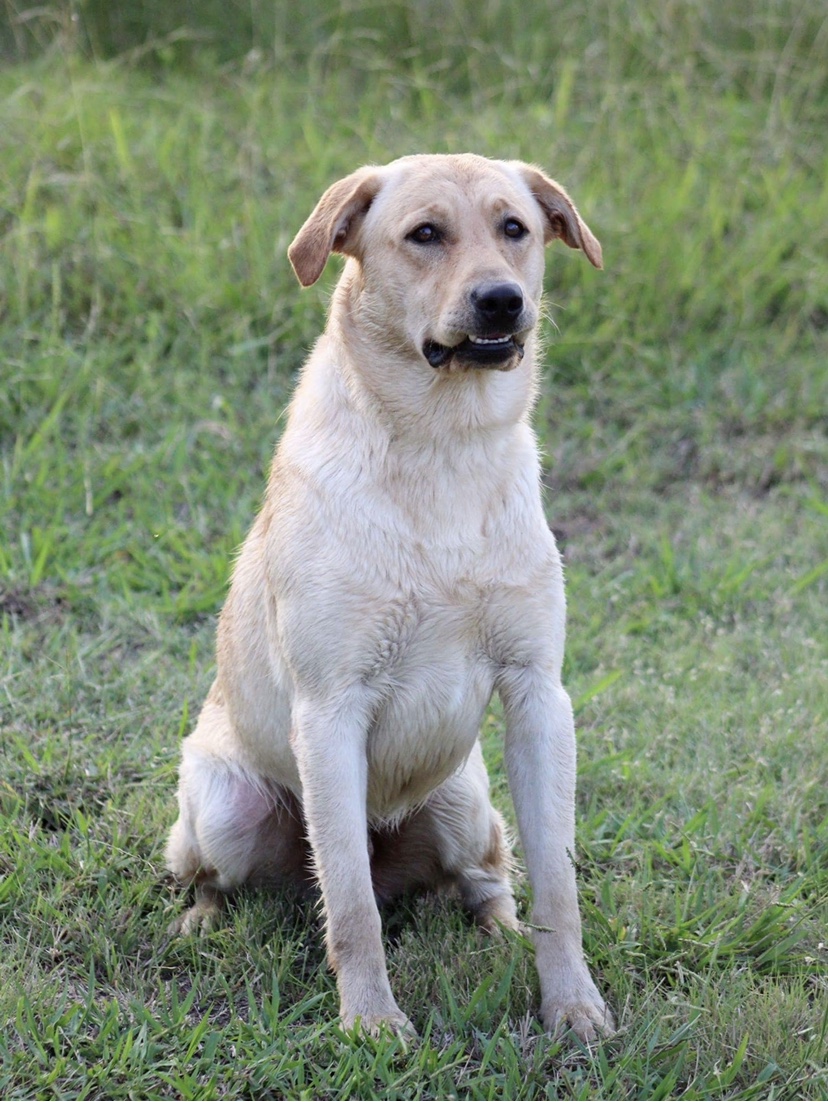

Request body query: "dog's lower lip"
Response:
[424, 336, 524, 368]
[424, 340, 455, 368]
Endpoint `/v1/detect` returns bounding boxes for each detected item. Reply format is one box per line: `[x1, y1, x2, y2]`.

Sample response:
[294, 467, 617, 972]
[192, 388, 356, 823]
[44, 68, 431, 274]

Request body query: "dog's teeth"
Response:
[469, 335, 511, 345]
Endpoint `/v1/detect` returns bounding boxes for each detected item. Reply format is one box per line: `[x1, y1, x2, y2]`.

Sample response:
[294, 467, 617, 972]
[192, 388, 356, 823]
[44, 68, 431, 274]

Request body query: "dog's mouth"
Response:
[423, 334, 525, 369]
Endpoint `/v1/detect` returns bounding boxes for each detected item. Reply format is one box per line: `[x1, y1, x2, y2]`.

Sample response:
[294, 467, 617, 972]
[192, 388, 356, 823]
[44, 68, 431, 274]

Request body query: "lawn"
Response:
[1, 2, 826, 1098]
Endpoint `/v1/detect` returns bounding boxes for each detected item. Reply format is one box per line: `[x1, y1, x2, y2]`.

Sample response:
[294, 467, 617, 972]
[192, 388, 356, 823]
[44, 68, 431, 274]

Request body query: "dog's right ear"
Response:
[288, 167, 383, 287]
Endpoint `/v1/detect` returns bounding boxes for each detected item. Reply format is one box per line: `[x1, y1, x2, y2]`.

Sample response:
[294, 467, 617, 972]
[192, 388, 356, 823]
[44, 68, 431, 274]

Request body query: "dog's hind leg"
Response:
[165, 691, 308, 934]
[454, 815, 519, 935]
[427, 744, 519, 933]
[370, 742, 519, 933]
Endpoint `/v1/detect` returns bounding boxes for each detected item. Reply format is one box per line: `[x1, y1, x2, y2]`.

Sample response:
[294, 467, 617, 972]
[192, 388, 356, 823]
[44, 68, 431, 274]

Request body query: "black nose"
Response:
[471, 282, 524, 330]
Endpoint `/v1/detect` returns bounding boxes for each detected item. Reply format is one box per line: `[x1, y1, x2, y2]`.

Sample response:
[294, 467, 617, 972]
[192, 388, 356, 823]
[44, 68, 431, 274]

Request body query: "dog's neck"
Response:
[279, 295, 544, 543]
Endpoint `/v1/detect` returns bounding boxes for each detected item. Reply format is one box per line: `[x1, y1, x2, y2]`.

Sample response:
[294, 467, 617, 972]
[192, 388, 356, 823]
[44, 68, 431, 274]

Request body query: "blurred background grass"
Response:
[2, 0, 825, 611]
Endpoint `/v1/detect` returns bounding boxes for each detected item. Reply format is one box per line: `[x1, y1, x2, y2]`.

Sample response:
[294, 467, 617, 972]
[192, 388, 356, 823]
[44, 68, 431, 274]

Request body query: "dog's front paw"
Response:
[541, 988, 615, 1043]
[341, 1006, 417, 1043]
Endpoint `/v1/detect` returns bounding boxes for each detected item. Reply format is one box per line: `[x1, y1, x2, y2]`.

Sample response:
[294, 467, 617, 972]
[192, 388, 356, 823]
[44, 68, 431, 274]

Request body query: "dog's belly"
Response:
[363, 634, 495, 822]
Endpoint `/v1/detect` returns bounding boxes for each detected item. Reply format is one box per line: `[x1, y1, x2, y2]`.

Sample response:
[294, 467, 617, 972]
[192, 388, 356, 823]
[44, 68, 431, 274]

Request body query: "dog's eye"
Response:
[504, 218, 528, 239]
[407, 224, 441, 245]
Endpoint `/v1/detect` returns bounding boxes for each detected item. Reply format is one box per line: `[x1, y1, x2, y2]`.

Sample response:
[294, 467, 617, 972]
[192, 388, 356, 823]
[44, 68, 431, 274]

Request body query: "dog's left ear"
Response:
[515, 164, 603, 269]
[288, 167, 383, 287]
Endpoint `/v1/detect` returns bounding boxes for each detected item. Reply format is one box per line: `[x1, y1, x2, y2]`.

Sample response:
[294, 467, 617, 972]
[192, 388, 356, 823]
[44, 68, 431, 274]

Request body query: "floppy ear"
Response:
[514, 164, 603, 269]
[288, 167, 383, 287]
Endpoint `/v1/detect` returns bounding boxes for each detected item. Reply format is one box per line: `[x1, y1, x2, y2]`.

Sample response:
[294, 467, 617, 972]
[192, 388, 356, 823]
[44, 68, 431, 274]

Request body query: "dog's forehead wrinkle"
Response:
[370, 157, 530, 228]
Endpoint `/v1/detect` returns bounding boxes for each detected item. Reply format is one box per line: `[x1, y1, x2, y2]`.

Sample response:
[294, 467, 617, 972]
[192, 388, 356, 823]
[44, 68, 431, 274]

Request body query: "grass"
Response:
[1, 1, 827, 1097]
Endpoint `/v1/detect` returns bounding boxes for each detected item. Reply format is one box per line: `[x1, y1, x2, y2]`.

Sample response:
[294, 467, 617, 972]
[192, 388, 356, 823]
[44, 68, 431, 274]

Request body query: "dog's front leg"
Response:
[291, 694, 414, 1038]
[499, 668, 614, 1042]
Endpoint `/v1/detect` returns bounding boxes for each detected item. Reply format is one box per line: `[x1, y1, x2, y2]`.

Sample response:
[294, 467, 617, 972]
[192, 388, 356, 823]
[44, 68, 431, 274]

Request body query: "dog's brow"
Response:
[482, 190, 530, 216]
[401, 204, 452, 228]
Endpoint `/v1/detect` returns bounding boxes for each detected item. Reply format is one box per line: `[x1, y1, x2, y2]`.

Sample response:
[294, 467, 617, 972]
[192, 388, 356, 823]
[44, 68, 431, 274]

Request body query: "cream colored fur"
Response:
[165, 153, 613, 1042]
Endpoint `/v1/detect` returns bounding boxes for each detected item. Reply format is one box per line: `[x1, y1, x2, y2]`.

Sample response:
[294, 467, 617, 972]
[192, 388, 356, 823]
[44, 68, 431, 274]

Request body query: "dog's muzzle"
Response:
[423, 281, 529, 369]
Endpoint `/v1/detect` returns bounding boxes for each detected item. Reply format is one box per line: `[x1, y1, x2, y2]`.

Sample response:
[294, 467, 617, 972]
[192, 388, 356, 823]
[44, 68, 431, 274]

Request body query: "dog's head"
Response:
[288, 154, 601, 375]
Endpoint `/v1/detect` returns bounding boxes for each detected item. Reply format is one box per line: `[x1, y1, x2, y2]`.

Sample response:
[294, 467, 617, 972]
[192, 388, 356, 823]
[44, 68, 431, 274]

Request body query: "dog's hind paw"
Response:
[168, 884, 224, 936]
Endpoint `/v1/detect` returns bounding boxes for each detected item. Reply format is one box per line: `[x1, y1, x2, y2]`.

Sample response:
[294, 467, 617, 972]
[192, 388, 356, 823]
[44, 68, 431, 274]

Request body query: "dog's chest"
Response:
[361, 570, 501, 676]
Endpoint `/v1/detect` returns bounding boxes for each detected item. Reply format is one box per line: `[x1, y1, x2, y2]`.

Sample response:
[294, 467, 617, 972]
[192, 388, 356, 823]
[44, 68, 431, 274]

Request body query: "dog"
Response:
[165, 153, 613, 1042]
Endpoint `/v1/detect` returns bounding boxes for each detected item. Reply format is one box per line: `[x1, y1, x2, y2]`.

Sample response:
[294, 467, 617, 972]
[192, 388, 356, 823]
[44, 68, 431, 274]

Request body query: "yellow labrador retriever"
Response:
[166, 153, 613, 1042]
